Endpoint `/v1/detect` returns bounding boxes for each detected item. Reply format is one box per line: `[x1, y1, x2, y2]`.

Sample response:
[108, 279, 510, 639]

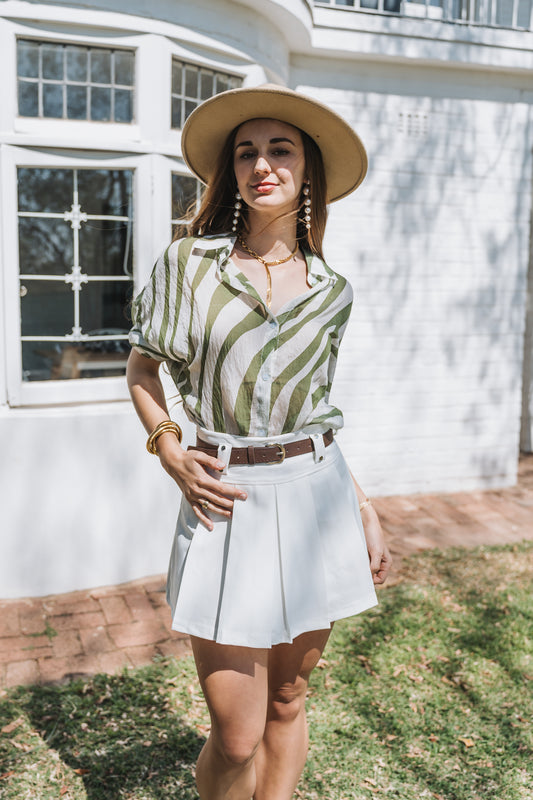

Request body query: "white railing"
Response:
[316, 0, 533, 29]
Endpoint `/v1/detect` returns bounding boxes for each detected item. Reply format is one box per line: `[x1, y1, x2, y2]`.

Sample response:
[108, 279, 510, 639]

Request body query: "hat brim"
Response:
[180, 84, 368, 203]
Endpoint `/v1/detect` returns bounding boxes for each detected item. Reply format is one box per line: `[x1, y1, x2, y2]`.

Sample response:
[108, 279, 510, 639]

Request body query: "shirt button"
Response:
[262, 371, 270, 381]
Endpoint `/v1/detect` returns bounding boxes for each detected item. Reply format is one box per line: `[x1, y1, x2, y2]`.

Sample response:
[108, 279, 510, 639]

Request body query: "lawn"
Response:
[1, 542, 532, 800]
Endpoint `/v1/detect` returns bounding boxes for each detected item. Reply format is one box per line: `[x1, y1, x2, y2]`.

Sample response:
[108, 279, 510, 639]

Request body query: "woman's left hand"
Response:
[360, 506, 393, 585]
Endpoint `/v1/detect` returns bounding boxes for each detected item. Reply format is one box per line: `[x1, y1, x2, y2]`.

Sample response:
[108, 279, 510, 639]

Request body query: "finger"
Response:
[192, 503, 214, 531]
[190, 450, 227, 473]
[196, 477, 248, 503]
[369, 549, 383, 574]
[195, 495, 232, 518]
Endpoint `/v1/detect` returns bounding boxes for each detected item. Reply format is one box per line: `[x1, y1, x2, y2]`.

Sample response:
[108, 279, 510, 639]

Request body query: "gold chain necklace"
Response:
[237, 235, 299, 309]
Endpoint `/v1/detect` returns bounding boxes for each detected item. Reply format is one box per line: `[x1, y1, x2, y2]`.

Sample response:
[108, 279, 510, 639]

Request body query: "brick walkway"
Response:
[2, 455, 533, 689]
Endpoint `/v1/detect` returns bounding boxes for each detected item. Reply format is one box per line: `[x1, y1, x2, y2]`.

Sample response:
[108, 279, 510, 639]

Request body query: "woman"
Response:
[127, 84, 392, 800]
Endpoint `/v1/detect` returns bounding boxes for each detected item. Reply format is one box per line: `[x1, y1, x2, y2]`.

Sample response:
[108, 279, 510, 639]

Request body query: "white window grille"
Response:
[17, 167, 133, 382]
[17, 39, 135, 122]
[171, 60, 242, 129]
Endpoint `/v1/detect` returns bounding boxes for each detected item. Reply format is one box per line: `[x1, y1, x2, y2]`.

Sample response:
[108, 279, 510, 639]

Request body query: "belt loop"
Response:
[217, 442, 232, 474]
[311, 432, 326, 463]
[247, 445, 256, 465]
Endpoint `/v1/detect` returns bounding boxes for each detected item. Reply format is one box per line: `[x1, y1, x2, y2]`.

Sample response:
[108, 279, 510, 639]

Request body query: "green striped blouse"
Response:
[129, 235, 353, 437]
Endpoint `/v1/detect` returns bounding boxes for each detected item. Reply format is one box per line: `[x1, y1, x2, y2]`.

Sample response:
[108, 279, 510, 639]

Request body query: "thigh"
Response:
[191, 636, 270, 741]
[268, 628, 332, 699]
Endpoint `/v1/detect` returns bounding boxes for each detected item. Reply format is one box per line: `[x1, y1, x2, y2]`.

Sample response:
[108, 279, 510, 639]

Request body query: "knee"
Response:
[269, 679, 307, 724]
[213, 733, 261, 768]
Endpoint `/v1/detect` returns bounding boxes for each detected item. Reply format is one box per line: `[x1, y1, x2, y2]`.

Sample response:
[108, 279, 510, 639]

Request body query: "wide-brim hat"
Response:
[180, 84, 367, 203]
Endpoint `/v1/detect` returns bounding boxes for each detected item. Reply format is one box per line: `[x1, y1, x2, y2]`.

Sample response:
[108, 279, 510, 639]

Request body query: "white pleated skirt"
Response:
[166, 428, 378, 648]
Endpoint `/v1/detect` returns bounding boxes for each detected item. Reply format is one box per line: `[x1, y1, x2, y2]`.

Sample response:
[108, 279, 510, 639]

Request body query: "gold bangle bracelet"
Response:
[146, 420, 183, 455]
[359, 498, 372, 512]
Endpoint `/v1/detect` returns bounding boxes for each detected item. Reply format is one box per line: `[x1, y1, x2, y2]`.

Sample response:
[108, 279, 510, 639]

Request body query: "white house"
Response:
[1, 0, 532, 597]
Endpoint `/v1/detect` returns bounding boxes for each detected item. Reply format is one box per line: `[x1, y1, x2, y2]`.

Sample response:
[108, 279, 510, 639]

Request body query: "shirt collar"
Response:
[192, 234, 334, 288]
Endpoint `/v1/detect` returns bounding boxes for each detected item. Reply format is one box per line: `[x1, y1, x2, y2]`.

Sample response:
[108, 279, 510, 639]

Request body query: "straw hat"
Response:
[180, 84, 367, 203]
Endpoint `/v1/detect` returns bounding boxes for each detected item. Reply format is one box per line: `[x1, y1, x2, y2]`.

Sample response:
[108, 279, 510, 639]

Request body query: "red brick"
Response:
[146, 590, 168, 609]
[38, 653, 101, 684]
[99, 596, 132, 625]
[0, 635, 52, 663]
[123, 644, 159, 667]
[157, 638, 192, 659]
[48, 611, 106, 632]
[107, 619, 169, 649]
[19, 608, 47, 635]
[5, 659, 40, 688]
[124, 591, 159, 621]
[97, 650, 132, 675]
[79, 626, 115, 655]
[0, 606, 20, 637]
[43, 596, 100, 616]
[51, 630, 83, 659]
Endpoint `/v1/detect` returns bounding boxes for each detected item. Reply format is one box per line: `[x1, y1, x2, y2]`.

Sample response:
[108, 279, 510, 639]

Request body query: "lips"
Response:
[252, 182, 277, 192]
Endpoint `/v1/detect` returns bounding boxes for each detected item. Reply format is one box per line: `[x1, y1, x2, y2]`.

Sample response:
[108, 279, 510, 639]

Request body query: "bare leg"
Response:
[191, 636, 269, 800]
[253, 628, 332, 800]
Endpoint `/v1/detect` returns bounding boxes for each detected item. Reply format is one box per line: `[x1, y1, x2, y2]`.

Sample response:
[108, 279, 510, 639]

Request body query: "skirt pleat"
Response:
[167, 430, 378, 648]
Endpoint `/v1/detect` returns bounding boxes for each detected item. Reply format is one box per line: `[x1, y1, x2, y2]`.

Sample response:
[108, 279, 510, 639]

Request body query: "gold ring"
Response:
[201, 500, 209, 510]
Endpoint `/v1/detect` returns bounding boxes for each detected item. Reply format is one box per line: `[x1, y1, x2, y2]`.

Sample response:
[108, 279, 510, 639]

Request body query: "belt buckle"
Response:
[264, 443, 286, 465]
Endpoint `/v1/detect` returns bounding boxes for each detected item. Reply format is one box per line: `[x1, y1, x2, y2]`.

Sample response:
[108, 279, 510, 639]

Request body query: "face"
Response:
[233, 118, 307, 218]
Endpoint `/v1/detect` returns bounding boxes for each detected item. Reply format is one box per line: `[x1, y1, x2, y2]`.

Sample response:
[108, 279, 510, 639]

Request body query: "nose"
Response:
[254, 156, 271, 175]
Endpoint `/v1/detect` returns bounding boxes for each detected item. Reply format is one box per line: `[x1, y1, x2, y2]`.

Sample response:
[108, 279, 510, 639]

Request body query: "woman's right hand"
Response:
[156, 434, 247, 531]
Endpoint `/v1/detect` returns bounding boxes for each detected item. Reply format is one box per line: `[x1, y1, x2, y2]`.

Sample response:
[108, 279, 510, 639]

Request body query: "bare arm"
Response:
[126, 349, 247, 531]
[350, 471, 392, 585]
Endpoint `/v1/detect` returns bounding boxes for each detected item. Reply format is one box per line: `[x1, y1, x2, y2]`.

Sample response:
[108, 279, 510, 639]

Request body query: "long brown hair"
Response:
[175, 123, 328, 259]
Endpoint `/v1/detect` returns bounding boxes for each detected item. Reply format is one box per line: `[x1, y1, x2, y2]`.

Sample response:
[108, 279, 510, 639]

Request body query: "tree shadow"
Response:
[8, 661, 206, 799]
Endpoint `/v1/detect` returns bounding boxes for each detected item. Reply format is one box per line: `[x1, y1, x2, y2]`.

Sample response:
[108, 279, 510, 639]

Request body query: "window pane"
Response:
[171, 97, 182, 129]
[43, 83, 63, 117]
[91, 50, 111, 84]
[115, 50, 134, 85]
[172, 61, 182, 94]
[22, 340, 130, 381]
[172, 174, 198, 219]
[66, 46, 88, 82]
[114, 88, 133, 123]
[79, 223, 133, 277]
[18, 218, 73, 276]
[185, 66, 198, 98]
[21, 281, 73, 336]
[67, 84, 87, 119]
[77, 169, 132, 216]
[18, 80, 39, 116]
[91, 86, 111, 121]
[184, 100, 196, 120]
[200, 71, 214, 99]
[18, 168, 73, 213]
[215, 75, 229, 93]
[80, 282, 133, 332]
[42, 44, 64, 80]
[17, 40, 39, 78]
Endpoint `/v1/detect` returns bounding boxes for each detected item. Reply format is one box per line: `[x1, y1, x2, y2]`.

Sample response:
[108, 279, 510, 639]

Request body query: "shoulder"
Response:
[305, 250, 353, 301]
[166, 234, 233, 268]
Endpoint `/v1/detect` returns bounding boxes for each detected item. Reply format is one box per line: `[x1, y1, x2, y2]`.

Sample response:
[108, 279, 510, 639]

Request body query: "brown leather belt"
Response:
[189, 429, 334, 466]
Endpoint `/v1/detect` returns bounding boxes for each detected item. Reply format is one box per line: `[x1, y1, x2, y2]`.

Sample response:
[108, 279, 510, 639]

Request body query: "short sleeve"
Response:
[128, 239, 192, 363]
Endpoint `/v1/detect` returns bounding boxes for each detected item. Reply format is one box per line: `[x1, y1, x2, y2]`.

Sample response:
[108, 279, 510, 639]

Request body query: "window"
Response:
[171, 60, 242, 129]
[171, 173, 202, 235]
[17, 39, 135, 122]
[17, 167, 133, 382]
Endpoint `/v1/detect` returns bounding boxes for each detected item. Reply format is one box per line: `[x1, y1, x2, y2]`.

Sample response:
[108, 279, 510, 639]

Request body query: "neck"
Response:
[243, 210, 298, 254]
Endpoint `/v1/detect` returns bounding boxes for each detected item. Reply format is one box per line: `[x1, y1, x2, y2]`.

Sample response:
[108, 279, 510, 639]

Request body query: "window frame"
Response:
[1, 145, 156, 407]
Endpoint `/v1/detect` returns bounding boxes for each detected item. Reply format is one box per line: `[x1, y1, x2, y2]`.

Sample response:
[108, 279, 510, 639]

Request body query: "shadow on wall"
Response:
[322, 67, 531, 490]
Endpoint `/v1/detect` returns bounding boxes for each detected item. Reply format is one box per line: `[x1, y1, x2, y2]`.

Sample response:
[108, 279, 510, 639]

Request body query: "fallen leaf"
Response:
[73, 768, 90, 775]
[458, 737, 475, 748]
[428, 734, 439, 742]
[1, 718, 24, 735]
[0, 771, 15, 780]
[60, 787, 68, 796]
[364, 777, 378, 786]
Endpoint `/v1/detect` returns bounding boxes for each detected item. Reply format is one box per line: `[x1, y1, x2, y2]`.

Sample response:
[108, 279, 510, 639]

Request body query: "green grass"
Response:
[1, 542, 532, 800]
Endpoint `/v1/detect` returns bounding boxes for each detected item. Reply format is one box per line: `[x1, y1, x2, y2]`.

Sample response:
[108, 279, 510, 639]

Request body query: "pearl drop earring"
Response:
[232, 191, 242, 233]
[303, 183, 311, 230]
